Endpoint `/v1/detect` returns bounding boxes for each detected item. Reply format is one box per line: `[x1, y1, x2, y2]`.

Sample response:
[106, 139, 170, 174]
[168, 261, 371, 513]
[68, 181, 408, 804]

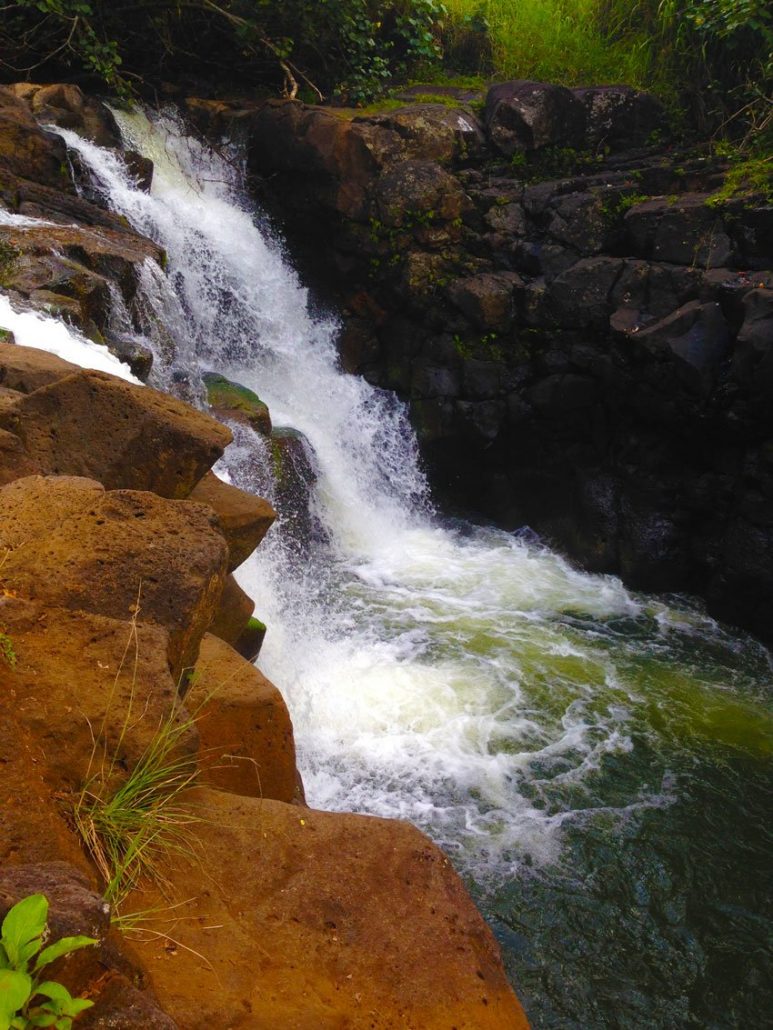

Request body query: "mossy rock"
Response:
[233, 615, 267, 663]
[203, 372, 272, 436]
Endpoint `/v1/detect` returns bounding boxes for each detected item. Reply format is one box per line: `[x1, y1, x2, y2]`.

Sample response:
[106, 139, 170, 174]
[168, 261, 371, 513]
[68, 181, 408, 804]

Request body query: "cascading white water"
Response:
[52, 108, 773, 875]
[12, 108, 771, 1025]
[54, 109, 679, 871]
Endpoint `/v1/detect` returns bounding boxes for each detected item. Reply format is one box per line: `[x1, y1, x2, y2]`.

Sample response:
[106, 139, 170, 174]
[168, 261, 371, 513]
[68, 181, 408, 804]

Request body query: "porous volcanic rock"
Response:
[206, 572, 255, 647]
[0, 707, 89, 869]
[0, 339, 77, 393]
[189, 633, 301, 803]
[0, 479, 229, 678]
[0, 862, 109, 940]
[0, 593, 195, 790]
[0, 862, 178, 1028]
[573, 85, 668, 150]
[0, 369, 231, 498]
[190, 470, 276, 571]
[122, 788, 529, 1029]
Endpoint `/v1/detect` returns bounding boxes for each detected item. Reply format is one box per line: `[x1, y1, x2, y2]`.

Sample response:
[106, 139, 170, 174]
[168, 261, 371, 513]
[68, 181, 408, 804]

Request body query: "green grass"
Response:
[73, 706, 200, 914]
[442, 0, 666, 92]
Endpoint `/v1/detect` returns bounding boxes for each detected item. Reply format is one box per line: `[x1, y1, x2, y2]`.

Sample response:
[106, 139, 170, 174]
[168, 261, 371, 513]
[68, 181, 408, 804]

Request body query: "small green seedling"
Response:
[0, 894, 96, 1029]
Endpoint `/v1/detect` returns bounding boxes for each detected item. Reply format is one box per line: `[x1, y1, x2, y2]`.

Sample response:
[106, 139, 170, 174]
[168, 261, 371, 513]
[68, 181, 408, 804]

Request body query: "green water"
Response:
[474, 607, 773, 1028]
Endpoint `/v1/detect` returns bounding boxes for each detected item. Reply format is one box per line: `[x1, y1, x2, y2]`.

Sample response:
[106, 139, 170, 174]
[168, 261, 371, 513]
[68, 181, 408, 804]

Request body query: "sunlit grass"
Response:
[442, 0, 668, 92]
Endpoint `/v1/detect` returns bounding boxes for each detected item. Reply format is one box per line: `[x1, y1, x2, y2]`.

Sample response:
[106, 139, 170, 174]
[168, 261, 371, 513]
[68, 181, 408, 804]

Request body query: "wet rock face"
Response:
[243, 83, 773, 642]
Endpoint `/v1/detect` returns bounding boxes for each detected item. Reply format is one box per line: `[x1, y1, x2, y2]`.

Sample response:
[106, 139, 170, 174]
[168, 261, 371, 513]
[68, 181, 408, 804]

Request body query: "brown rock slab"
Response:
[190, 471, 275, 571]
[123, 788, 529, 1029]
[79, 974, 178, 1029]
[206, 572, 254, 647]
[0, 862, 177, 1028]
[0, 427, 39, 486]
[0, 86, 70, 189]
[0, 340, 78, 393]
[0, 594, 195, 792]
[0, 705, 89, 869]
[189, 633, 300, 803]
[0, 473, 103, 547]
[0, 369, 232, 498]
[0, 220, 164, 304]
[0, 862, 108, 940]
[0, 478, 229, 678]
[10, 82, 121, 149]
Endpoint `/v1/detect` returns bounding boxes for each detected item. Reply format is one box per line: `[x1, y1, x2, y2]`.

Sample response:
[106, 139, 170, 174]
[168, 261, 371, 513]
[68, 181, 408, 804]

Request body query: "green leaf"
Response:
[0, 969, 32, 1030]
[34, 936, 97, 974]
[32, 981, 71, 1007]
[66, 999, 93, 1016]
[1, 895, 47, 967]
[32, 985, 93, 1019]
[27, 1015, 58, 1028]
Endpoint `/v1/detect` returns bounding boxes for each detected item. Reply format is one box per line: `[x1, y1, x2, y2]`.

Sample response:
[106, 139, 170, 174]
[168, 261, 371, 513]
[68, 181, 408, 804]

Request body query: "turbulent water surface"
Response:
[34, 112, 772, 1027]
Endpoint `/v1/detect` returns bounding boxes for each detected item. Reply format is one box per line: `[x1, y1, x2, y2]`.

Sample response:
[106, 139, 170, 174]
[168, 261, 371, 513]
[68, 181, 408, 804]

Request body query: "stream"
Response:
[4, 108, 770, 1028]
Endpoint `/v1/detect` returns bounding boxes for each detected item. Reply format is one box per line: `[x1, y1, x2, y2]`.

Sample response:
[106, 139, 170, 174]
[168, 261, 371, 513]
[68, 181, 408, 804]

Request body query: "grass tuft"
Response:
[73, 706, 201, 914]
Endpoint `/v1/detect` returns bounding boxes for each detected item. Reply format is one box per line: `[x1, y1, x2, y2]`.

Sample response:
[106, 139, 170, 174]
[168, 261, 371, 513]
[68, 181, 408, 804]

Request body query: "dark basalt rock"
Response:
[573, 85, 669, 151]
[484, 80, 587, 155]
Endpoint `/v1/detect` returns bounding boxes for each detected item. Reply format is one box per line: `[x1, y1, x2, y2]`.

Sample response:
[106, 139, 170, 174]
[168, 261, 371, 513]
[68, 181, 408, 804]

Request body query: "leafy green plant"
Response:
[0, 894, 96, 1030]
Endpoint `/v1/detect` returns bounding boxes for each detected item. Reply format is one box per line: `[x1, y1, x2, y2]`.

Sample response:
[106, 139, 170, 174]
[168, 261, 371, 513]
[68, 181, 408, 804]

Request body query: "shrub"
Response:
[0, 0, 448, 103]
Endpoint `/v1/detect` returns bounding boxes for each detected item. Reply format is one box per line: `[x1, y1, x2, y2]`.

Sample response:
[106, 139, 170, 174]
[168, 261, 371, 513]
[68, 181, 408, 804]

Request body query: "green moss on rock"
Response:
[203, 372, 272, 436]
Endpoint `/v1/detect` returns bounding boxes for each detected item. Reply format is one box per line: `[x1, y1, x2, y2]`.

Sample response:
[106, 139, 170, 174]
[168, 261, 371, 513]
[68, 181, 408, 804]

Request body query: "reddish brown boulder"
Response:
[0, 863, 178, 1028]
[0, 479, 229, 678]
[0, 706, 89, 869]
[9, 82, 121, 149]
[190, 471, 275, 571]
[0, 369, 232, 498]
[0, 473, 103, 547]
[0, 594, 195, 791]
[0, 86, 70, 189]
[0, 427, 39, 486]
[0, 340, 78, 392]
[189, 634, 300, 803]
[122, 788, 529, 1029]
[0, 220, 164, 304]
[206, 572, 254, 646]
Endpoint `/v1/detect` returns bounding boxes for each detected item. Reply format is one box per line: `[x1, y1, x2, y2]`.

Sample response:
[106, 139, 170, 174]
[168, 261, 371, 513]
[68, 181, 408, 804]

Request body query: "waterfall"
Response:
[54, 108, 664, 868]
[41, 107, 773, 1026]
